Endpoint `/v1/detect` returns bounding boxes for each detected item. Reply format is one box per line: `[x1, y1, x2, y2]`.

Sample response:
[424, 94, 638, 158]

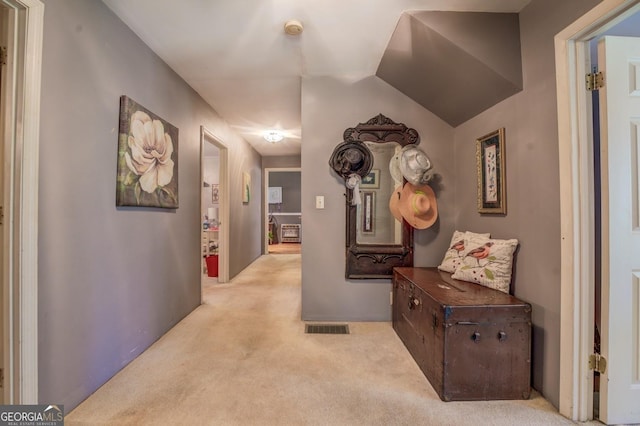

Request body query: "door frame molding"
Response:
[0, 0, 43, 404]
[263, 167, 301, 253]
[200, 126, 229, 284]
[555, 0, 640, 420]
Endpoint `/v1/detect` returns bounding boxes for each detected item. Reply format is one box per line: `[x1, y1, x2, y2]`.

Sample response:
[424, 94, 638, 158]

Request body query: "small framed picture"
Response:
[361, 169, 380, 189]
[211, 184, 219, 203]
[476, 128, 506, 214]
[362, 191, 375, 233]
[242, 172, 251, 203]
[268, 186, 282, 204]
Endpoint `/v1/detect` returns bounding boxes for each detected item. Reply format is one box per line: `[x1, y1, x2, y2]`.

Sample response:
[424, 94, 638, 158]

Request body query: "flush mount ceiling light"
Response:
[284, 20, 303, 36]
[263, 130, 285, 143]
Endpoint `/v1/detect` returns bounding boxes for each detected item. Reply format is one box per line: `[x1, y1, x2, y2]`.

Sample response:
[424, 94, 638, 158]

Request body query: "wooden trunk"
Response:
[392, 267, 532, 401]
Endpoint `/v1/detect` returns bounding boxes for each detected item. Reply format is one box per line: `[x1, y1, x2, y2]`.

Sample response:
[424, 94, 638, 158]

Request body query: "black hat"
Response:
[329, 140, 373, 180]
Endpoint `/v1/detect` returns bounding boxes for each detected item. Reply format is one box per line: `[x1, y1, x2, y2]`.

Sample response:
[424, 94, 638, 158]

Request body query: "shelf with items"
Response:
[202, 228, 219, 277]
[202, 228, 219, 256]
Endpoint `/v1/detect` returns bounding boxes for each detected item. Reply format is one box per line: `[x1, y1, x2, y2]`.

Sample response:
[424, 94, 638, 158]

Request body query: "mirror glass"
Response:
[356, 141, 402, 244]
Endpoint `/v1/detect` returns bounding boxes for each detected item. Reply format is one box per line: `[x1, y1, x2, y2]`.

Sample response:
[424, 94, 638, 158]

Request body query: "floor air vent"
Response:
[305, 324, 350, 334]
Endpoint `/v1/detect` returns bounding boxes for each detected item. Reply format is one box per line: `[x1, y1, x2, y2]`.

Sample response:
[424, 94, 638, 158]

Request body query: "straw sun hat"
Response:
[389, 182, 438, 230]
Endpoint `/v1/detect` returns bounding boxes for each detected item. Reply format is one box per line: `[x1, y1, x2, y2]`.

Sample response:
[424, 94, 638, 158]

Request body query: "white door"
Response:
[598, 35, 640, 425]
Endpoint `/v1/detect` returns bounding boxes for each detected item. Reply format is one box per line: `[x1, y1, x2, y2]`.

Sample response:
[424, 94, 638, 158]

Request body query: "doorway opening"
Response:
[264, 168, 301, 255]
[202, 142, 220, 284]
[556, 0, 640, 422]
[587, 16, 640, 420]
[200, 127, 229, 290]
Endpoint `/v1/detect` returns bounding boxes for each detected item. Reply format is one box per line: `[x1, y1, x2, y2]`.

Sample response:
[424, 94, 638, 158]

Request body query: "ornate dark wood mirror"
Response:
[330, 114, 418, 279]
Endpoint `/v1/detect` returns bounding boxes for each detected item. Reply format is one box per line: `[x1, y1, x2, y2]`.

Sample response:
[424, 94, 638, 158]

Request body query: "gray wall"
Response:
[268, 172, 301, 214]
[301, 76, 455, 321]
[452, 0, 600, 407]
[262, 155, 301, 169]
[38, 0, 262, 410]
[202, 155, 219, 224]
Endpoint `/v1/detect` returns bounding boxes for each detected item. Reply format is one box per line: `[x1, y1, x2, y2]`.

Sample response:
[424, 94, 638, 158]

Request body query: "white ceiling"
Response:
[103, 0, 531, 157]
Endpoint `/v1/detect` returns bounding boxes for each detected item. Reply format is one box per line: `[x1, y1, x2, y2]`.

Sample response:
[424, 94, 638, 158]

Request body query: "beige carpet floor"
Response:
[268, 243, 301, 254]
[66, 254, 593, 425]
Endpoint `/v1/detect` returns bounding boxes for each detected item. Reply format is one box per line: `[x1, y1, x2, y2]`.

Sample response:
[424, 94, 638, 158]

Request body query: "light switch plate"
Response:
[315, 196, 324, 209]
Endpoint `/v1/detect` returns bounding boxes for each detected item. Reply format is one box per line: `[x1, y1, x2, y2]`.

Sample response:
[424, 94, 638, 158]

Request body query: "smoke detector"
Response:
[284, 20, 303, 36]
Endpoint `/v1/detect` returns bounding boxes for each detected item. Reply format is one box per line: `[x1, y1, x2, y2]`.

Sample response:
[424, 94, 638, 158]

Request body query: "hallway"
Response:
[67, 255, 584, 425]
[268, 242, 301, 254]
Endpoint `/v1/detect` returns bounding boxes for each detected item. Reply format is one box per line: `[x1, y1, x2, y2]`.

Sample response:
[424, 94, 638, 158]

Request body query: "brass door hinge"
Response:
[0, 46, 6, 66]
[586, 71, 604, 91]
[589, 353, 607, 374]
[0, 367, 4, 388]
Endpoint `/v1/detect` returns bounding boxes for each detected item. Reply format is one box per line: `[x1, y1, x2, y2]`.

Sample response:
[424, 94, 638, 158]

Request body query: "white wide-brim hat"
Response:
[389, 148, 404, 185]
[399, 145, 433, 186]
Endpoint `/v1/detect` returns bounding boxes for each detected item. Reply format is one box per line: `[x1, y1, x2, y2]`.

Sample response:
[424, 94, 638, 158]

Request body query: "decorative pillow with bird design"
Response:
[451, 235, 519, 294]
[437, 230, 491, 273]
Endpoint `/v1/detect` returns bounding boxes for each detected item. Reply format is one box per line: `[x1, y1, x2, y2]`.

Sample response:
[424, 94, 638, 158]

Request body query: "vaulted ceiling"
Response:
[377, 11, 523, 127]
[102, 0, 531, 156]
